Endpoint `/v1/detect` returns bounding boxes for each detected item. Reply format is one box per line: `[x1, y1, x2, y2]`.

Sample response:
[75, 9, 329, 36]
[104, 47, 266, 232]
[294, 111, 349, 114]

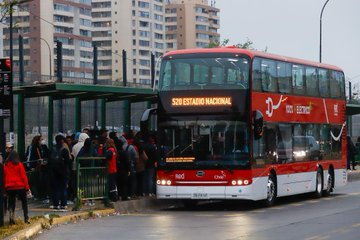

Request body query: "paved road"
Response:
[37, 182, 360, 240]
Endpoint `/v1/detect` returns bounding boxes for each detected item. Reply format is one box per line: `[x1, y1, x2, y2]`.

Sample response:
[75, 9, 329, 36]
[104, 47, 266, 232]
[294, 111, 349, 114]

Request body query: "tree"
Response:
[0, 1, 24, 24]
[208, 37, 268, 52]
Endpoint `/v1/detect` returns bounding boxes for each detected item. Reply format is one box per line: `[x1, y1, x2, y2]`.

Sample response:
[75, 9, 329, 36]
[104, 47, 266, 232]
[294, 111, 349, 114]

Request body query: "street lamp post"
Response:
[319, 0, 330, 63]
[9, 0, 33, 144]
[39, 38, 52, 79]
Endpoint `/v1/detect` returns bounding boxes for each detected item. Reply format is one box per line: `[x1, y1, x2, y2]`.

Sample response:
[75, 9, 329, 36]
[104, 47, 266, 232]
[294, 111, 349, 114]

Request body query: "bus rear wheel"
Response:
[314, 169, 323, 198]
[265, 173, 277, 207]
[323, 172, 333, 196]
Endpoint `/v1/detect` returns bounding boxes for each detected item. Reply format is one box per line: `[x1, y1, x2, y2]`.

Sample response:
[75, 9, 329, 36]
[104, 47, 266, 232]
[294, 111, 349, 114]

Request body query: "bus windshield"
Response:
[160, 56, 250, 91]
[158, 118, 250, 168]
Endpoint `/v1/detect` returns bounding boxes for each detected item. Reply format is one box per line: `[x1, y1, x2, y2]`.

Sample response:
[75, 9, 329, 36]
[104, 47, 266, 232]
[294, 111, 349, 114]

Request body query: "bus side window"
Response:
[330, 71, 341, 99]
[261, 59, 277, 93]
[277, 62, 292, 94]
[319, 69, 330, 98]
[252, 58, 262, 91]
[306, 67, 319, 97]
[320, 124, 331, 160]
[339, 72, 345, 99]
[292, 64, 305, 95]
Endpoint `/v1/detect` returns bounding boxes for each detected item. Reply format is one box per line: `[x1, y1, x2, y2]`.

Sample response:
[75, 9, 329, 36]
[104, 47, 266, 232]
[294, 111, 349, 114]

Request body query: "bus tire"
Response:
[323, 171, 334, 196]
[182, 200, 198, 209]
[314, 169, 323, 198]
[265, 173, 277, 207]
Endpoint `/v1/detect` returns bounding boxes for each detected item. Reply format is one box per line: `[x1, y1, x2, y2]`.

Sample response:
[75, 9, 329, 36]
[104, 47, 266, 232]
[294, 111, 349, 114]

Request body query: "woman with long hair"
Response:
[4, 151, 31, 224]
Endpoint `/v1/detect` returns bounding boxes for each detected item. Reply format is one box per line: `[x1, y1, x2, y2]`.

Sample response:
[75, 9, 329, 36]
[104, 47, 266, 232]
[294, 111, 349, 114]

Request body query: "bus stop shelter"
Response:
[346, 103, 360, 137]
[13, 82, 157, 155]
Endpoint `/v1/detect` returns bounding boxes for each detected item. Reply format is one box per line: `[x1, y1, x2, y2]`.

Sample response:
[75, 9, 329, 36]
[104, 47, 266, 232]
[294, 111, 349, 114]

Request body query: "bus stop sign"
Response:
[0, 58, 12, 118]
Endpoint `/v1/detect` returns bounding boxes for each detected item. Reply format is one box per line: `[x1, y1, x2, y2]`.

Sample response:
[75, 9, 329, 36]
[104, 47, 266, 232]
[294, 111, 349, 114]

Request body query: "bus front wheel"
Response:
[265, 173, 277, 207]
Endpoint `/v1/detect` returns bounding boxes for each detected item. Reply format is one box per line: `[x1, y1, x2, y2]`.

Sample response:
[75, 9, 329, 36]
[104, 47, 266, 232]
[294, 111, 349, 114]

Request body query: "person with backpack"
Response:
[104, 139, 118, 202]
[49, 134, 71, 210]
[4, 151, 31, 224]
[118, 135, 138, 200]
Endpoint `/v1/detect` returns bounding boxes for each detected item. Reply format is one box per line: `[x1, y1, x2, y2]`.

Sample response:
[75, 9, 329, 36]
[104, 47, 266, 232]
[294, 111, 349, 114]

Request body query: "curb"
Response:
[348, 170, 360, 182]
[5, 209, 116, 240]
[112, 198, 182, 214]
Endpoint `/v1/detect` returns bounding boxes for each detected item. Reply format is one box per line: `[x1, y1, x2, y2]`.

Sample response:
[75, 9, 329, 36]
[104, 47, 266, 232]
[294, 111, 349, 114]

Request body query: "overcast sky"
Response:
[216, 0, 360, 91]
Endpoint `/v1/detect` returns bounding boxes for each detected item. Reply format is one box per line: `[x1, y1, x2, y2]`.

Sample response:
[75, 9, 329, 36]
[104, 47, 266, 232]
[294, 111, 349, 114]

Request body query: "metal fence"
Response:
[76, 157, 108, 202]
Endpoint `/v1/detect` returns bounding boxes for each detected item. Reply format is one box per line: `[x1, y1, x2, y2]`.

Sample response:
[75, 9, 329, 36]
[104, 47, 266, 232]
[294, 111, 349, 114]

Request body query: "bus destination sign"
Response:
[0, 58, 12, 118]
[171, 97, 232, 107]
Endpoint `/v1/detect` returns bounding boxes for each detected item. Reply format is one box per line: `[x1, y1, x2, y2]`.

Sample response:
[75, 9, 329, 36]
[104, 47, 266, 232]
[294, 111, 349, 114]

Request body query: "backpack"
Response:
[116, 145, 130, 173]
[49, 147, 65, 177]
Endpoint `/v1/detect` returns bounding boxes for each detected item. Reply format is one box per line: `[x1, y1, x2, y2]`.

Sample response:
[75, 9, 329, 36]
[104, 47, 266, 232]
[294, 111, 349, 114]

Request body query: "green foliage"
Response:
[207, 38, 268, 52]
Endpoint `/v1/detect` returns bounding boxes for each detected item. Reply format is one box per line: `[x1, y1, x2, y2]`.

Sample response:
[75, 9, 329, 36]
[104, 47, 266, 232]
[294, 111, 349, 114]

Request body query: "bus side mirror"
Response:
[140, 108, 157, 134]
[253, 110, 263, 140]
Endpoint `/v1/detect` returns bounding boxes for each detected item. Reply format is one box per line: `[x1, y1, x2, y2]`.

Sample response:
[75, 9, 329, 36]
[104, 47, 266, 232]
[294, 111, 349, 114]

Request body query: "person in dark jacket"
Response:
[144, 134, 158, 196]
[49, 134, 71, 209]
[347, 136, 356, 170]
[4, 151, 31, 224]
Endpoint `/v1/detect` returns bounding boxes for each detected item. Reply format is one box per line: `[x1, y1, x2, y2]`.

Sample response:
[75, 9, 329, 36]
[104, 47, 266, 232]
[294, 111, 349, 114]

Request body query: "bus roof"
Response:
[164, 47, 343, 72]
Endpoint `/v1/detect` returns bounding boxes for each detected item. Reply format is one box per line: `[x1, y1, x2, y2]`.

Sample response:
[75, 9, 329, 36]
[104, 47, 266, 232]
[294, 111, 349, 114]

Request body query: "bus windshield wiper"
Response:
[215, 162, 234, 174]
[166, 145, 179, 156]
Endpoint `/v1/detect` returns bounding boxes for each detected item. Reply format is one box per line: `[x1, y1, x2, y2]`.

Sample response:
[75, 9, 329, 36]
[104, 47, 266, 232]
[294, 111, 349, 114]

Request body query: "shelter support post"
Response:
[101, 99, 106, 130]
[17, 94, 25, 158]
[123, 100, 131, 133]
[75, 97, 81, 132]
[48, 96, 54, 147]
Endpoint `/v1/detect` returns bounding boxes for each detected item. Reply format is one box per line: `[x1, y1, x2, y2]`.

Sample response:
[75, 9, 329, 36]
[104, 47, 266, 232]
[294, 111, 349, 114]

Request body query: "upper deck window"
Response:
[160, 55, 250, 91]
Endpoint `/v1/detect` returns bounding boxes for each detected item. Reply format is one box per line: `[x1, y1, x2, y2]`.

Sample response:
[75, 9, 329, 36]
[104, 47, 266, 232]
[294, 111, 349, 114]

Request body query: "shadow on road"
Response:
[161, 192, 348, 212]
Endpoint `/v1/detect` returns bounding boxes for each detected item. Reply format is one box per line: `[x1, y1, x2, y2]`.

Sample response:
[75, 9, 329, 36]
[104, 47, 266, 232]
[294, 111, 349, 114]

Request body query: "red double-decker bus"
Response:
[142, 47, 347, 206]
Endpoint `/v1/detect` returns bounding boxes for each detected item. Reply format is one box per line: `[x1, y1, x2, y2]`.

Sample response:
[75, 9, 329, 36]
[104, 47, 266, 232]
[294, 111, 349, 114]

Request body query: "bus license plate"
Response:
[191, 193, 209, 199]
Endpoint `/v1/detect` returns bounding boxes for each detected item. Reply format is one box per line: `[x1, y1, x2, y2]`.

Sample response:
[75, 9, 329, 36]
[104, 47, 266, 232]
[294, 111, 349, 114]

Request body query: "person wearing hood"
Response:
[69, 132, 89, 201]
[119, 134, 139, 199]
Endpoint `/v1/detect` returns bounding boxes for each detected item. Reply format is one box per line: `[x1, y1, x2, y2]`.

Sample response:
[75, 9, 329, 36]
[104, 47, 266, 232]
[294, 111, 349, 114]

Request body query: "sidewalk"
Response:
[347, 165, 360, 181]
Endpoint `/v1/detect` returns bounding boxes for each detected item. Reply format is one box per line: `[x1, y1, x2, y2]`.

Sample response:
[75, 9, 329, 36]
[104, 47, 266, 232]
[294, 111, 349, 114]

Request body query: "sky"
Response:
[215, 0, 360, 92]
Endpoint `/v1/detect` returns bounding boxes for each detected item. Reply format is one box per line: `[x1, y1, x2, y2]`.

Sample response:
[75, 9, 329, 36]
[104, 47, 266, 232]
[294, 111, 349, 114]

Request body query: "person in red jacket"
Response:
[105, 139, 117, 201]
[4, 151, 30, 224]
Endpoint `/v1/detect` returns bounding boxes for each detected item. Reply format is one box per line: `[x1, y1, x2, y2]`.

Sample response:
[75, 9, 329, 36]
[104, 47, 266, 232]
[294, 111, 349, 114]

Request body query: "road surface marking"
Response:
[304, 235, 323, 240]
[251, 210, 266, 213]
[337, 195, 348, 198]
[352, 222, 360, 228]
[290, 203, 304, 206]
[224, 214, 246, 217]
[322, 197, 333, 201]
[271, 206, 284, 210]
[307, 200, 320, 203]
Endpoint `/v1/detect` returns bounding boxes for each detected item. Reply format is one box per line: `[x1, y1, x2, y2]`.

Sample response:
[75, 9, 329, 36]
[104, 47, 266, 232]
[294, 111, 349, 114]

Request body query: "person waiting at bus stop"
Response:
[104, 139, 118, 202]
[347, 136, 356, 170]
[49, 134, 71, 209]
[4, 151, 31, 224]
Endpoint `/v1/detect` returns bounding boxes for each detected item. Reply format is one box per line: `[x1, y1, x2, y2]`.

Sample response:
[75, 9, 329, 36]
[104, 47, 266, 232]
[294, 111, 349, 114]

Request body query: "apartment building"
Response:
[2, 0, 93, 80]
[92, 0, 166, 85]
[165, 0, 220, 51]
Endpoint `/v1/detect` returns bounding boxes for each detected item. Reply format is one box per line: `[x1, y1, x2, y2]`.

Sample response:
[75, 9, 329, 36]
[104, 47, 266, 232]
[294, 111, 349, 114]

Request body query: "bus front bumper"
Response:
[156, 184, 263, 201]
